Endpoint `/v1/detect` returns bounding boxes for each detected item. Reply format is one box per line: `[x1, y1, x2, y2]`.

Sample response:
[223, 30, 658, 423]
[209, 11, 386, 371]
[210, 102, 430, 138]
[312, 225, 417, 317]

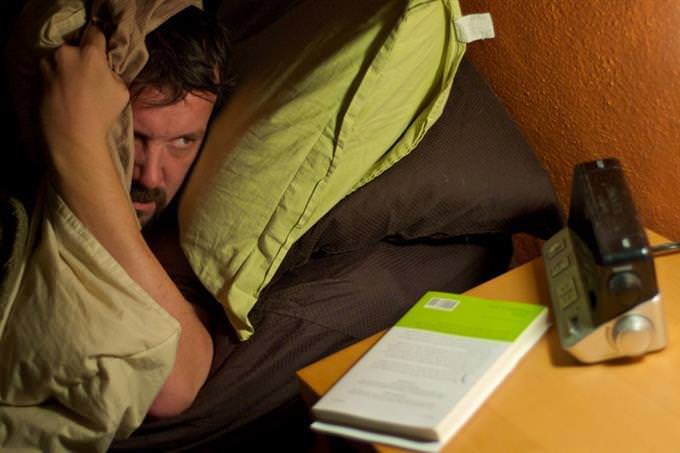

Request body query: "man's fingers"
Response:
[80, 21, 107, 53]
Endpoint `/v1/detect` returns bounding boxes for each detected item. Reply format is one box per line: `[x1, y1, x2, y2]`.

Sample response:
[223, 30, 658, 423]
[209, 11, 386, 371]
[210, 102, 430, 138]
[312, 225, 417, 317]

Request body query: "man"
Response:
[128, 8, 234, 228]
[38, 6, 233, 419]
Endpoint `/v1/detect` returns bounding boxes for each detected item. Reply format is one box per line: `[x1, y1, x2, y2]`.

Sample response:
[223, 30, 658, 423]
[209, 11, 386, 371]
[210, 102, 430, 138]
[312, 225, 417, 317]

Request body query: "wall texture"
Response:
[460, 0, 680, 242]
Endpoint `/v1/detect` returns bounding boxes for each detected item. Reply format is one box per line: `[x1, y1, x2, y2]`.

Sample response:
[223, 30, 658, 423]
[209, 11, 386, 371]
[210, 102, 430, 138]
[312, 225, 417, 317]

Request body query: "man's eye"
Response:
[171, 137, 194, 148]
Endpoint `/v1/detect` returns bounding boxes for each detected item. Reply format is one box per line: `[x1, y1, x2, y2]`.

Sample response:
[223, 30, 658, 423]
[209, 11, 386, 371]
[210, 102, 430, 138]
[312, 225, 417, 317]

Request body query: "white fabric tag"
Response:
[455, 13, 495, 43]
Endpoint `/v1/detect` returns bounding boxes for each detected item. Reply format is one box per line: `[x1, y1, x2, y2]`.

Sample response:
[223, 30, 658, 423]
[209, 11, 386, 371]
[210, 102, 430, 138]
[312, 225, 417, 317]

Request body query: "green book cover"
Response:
[396, 291, 546, 342]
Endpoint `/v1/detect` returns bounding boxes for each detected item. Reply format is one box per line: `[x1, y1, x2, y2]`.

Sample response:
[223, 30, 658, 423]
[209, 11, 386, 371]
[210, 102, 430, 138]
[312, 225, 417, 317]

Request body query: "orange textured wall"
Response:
[460, 0, 680, 241]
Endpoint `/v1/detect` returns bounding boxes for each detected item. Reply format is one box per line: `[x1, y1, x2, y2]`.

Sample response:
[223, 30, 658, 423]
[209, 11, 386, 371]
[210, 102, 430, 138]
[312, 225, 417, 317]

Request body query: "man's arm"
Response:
[39, 23, 212, 417]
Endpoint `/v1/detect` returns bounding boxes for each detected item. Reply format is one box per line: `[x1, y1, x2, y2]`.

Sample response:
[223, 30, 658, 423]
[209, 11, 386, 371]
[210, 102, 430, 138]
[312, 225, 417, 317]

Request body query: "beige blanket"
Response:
[0, 0, 199, 450]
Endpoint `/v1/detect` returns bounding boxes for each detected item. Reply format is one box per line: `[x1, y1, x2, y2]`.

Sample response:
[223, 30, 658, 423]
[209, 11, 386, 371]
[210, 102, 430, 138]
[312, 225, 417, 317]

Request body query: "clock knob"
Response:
[608, 271, 642, 294]
[612, 314, 653, 357]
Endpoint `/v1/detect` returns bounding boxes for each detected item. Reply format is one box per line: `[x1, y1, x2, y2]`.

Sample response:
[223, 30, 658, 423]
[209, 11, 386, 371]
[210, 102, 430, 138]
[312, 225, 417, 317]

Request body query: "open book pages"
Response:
[311, 291, 549, 452]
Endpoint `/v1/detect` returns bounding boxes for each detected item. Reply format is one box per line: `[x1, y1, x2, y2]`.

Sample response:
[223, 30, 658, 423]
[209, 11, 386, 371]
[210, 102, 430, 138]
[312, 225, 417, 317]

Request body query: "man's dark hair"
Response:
[131, 6, 236, 110]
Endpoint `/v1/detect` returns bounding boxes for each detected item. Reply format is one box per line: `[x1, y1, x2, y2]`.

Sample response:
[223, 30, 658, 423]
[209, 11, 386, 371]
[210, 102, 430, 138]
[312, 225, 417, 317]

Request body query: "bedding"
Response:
[0, 0, 563, 449]
[110, 57, 562, 451]
[0, 1, 199, 450]
[179, 0, 469, 340]
[279, 57, 563, 275]
[0, 189, 180, 451]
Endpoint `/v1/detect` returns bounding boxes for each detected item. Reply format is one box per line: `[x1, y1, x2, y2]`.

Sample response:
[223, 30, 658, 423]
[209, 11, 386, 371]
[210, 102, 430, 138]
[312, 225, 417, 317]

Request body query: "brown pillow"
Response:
[280, 57, 563, 272]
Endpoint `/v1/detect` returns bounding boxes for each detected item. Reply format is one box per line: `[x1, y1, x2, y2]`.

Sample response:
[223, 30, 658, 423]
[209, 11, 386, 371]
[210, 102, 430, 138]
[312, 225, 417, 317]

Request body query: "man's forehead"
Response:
[132, 87, 216, 109]
[131, 88, 216, 138]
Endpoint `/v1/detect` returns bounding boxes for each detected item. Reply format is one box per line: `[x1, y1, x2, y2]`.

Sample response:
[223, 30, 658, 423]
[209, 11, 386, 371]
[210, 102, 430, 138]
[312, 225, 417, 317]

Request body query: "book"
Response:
[311, 291, 550, 452]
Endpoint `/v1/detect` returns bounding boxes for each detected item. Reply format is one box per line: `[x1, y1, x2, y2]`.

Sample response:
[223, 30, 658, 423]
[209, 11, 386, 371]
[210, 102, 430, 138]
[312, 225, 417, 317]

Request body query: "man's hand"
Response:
[40, 23, 128, 169]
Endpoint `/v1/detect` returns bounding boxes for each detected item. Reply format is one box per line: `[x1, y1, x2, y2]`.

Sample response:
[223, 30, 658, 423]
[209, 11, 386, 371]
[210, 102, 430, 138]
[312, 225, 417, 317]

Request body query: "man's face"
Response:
[131, 88, 216, 226]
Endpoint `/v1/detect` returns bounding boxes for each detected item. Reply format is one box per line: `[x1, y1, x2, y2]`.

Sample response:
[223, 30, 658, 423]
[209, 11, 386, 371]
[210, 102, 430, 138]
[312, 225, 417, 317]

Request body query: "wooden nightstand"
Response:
[297, 230, 680, 452]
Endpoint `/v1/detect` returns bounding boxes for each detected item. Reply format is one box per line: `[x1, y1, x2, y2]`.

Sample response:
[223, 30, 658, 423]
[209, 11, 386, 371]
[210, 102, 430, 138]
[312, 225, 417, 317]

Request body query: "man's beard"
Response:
[130, 181, 167, 228]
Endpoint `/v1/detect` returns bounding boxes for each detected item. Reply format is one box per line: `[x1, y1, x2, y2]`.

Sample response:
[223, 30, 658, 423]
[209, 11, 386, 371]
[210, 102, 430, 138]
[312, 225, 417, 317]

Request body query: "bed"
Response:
[1, 0, 562, 450]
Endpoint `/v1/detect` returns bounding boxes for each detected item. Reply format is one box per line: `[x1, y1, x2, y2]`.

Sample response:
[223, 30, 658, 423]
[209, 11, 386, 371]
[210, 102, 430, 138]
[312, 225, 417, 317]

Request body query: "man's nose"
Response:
[137, 146, 163, 188]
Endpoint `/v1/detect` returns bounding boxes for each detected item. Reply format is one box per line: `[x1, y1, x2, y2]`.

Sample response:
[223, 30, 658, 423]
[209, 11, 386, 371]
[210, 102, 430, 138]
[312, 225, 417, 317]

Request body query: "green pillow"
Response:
[179, 0, 467, 340]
